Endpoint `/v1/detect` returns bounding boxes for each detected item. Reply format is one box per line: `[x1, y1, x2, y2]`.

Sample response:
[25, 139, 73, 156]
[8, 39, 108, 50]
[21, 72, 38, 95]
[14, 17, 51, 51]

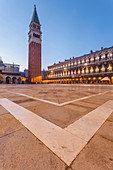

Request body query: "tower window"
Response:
[33, 33, 40, 39]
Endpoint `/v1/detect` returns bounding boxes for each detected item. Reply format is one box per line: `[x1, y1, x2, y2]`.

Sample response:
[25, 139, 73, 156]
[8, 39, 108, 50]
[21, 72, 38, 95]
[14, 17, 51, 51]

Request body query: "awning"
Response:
[101, 77, 110, 81]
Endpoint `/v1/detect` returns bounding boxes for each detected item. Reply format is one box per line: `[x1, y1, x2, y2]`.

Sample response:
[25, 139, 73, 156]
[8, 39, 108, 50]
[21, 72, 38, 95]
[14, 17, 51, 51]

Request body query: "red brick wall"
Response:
[28, 42, 41, 83]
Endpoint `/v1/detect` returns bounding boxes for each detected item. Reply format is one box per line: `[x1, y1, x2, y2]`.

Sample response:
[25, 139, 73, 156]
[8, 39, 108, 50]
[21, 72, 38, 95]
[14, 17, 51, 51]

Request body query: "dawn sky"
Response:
[0, 0, 113, 71]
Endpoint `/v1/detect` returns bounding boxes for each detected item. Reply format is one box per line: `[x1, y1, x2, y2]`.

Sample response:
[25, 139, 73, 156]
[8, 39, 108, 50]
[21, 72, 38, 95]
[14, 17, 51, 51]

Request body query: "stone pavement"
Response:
[0, 84, 113, 170]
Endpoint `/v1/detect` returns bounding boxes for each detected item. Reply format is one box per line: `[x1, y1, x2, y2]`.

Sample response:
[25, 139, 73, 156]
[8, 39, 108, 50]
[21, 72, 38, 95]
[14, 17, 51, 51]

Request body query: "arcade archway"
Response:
[88, 78, 91, 84]
[92, 77, 96, 84]
[12, 77, 17, 84]
[83, 78, 87, 84]
[75, 78, 79, 84]
[18, 77, 21, 84]
[98, 77, 102, 84]
[6, 76, 11, 84]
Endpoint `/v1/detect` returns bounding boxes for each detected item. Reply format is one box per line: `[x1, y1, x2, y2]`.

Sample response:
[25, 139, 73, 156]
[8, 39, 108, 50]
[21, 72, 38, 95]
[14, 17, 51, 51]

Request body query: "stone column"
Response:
[86, 78, 88, 84]
[96, 78, 98, 84]
[91, 78, 93, 84]
[109, 77, 111, 84]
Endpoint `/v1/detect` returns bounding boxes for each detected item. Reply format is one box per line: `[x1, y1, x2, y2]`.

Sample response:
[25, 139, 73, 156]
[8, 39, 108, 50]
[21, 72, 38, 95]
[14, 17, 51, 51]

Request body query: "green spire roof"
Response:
[31, 5, 40, 24]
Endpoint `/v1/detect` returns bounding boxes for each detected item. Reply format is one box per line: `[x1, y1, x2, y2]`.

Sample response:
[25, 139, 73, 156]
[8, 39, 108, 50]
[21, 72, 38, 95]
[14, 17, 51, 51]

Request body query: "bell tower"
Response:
[28, 5, 42, 83]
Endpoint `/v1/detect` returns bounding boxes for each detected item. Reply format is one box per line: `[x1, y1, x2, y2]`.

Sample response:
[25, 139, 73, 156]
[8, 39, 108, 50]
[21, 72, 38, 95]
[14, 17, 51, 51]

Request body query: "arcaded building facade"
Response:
[0, 57, 21, 84]
[28, 5, 42, 83]
[43, 46, 113, 84]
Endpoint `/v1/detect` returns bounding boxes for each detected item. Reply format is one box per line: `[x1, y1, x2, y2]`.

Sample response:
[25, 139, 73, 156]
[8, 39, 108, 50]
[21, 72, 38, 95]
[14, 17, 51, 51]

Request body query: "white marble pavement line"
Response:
[0, 98, 86, 166]
[65, 100, 113, 142]
[5, 90, 108, 107]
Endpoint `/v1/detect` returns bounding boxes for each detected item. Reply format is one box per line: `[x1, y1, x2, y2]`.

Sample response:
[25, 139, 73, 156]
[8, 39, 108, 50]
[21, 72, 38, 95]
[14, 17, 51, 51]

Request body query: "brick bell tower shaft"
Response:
[28, 5, 42, 83]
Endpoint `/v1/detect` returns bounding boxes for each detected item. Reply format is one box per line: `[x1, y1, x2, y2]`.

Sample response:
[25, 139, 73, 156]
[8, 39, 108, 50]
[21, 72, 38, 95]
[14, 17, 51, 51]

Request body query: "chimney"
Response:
[90, 50, 93, 53]
[101, 47, 103, 50]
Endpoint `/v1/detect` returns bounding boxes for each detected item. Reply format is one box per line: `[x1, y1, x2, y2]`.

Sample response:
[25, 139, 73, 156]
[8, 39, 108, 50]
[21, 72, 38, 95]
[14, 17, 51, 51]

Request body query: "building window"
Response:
[86, 59, 89, 63]
[101, 65, 105, 72]
[90, 67, 93, 73]
[78, 61, 80, 64]
[91, 58, 94, 62]
[96, 56, 99, 60]
[74, 62, 77, 65]
[108, 64, 112, 71]
[78, 69, 80, 74]
[86, 67, 88, 73]
[101, 55, 105, 59]
[82, 68, 84, 74]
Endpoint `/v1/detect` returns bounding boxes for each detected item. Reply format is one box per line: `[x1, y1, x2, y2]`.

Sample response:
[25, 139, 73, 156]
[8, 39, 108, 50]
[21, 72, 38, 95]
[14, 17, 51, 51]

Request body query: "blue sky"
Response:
[0, 0, 113, 71]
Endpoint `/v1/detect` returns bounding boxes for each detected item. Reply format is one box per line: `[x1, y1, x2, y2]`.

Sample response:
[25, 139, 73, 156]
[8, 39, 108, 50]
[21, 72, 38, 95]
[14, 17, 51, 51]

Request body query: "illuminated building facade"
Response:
[43, 46, 113, 84]
[28, 5, 42, 83]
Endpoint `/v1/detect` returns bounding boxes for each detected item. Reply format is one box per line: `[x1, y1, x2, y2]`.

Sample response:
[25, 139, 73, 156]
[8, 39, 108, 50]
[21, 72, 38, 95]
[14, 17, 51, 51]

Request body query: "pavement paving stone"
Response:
[97, 120, 113, 142]
[17, 89, 94, 103]
[15, 98, 36, 104]
[108, 112, 113, 122]
[0, 128, 66, 170]
[72, 101, 99, 109]
[38, 106, 85, 128]
[0, 84, 113, 169]
[58, 94, 87, 103]
[9, 96, 32, 102]
[0, 93, 21, 99]
[71, 134, 113, 170]
[0, 114, 23, 138]
[21, 100, 55, 111]
[82, 97, 109, 105]
[24, 103, 91, 128]
[19, 100, 42, 107]
[0, 105, 9, 115]
[64, 104, 92, 113]
[83, 93, 113, 105]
